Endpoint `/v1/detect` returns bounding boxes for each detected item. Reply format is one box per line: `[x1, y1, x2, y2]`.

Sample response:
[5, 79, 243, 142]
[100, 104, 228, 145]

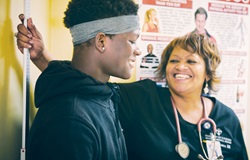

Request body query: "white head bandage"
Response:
[70, 15, 140, 45]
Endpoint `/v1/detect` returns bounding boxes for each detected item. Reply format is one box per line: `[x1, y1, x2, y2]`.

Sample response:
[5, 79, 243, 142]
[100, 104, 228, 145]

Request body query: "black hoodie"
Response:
[27, 61, 127, 160]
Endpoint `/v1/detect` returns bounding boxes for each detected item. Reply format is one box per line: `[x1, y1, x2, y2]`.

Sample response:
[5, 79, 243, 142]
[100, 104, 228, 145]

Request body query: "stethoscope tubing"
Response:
[171, 96, 218, 159]
[171, 97, 183, 143]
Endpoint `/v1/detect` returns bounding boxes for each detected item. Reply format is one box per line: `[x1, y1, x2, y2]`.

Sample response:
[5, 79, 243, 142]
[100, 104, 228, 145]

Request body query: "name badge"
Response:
[206, 140, 222, 160]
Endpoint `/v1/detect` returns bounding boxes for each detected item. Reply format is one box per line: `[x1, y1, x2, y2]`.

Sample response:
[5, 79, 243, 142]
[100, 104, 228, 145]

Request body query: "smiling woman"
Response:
[166, 47, 207, 95]
[126, 33, 250, 159]
[156, 34, 221, 94]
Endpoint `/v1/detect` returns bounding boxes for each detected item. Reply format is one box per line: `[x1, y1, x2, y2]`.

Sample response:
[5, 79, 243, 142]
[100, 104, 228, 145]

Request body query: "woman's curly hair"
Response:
[64, 0, 139, 28]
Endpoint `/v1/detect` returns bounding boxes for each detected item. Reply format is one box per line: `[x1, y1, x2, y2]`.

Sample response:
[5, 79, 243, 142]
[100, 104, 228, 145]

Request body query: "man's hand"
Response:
[15, 14, 53, 71]
[16, 14, 45, 61]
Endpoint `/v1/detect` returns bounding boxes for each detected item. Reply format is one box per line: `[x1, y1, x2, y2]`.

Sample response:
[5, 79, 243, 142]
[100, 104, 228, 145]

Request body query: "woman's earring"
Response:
[102, 47, 105, 51]
[203, 81, 209, 94]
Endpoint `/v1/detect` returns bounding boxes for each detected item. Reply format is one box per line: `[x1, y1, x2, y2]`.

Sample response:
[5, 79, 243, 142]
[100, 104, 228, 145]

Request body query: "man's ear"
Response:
[95, 32, 106, 53]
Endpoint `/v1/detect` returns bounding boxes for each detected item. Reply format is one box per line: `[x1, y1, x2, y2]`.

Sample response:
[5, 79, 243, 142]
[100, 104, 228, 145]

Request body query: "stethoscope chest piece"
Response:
[175, 142, 190, 159]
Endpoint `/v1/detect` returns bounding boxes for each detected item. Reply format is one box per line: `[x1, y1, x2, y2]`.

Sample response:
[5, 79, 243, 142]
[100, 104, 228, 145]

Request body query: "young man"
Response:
[16, 0, 141, 159]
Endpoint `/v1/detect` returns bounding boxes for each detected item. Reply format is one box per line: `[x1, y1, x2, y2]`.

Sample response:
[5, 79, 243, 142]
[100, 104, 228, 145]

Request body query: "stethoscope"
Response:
[171, 96, 224, 160]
